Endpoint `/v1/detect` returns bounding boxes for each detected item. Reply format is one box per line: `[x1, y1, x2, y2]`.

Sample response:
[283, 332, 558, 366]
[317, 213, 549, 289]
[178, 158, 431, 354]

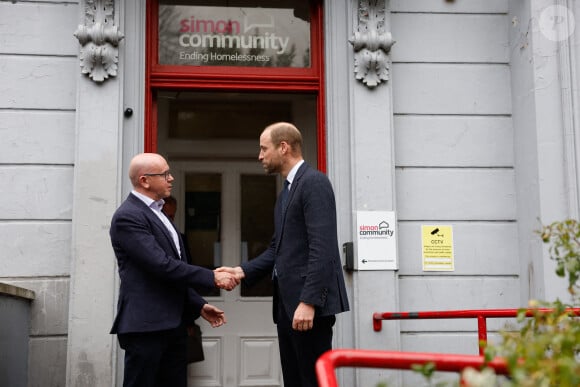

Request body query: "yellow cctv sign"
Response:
[421, 225, 454, 271]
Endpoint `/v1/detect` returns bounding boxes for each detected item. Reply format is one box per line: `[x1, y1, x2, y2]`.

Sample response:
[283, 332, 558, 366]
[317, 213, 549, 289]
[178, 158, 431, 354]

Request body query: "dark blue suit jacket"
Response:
[241, 163, 350, 322]
[109, 193, 215, 334]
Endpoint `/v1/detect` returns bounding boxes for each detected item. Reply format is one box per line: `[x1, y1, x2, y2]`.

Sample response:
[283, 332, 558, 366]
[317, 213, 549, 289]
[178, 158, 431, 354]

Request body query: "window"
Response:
[158, 0, 312, 68]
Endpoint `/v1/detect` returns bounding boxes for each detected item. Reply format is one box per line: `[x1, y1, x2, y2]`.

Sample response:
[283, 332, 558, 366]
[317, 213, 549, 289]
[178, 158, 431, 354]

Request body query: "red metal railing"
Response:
[315, 349, 509, 387]
[372, 308, 580, 355]
[315, 309, 580, 386]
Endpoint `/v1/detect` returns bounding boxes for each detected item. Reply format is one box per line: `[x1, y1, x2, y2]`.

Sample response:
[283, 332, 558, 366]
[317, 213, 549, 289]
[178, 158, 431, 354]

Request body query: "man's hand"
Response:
[201, 303, 226, 328]
[292, 302, 315, 331]
[215, 266, 245, 282]
[213, 270, 239, 290]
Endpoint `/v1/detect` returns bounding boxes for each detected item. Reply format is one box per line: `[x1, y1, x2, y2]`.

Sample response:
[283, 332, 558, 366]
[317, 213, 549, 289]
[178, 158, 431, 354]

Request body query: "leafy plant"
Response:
[482, 299, 580, 386]
[540, 219, 580, 298]
[380, 220, 580, 387]
[476, 219, 580, 386]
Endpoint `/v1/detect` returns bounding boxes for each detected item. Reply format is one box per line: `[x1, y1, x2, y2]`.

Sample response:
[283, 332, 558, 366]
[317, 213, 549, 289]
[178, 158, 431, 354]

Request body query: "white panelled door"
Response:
[172, 162, 283, 387]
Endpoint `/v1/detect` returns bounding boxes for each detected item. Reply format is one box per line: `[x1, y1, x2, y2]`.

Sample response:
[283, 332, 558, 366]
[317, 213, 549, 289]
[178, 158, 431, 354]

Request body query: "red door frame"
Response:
[144, 0, 327, 172]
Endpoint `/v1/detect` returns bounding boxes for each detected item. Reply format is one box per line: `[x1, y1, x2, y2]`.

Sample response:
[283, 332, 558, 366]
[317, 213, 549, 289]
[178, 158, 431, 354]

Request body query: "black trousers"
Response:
[276, 299, 336, 387]
[117, 324, 188, 387]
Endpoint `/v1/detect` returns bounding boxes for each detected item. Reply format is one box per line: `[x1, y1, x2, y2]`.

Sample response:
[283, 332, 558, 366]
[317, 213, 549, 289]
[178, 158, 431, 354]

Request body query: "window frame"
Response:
[144, 0, 327, 171]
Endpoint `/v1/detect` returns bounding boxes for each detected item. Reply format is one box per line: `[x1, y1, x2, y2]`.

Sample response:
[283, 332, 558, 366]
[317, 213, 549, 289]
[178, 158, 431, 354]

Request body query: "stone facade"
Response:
[1, 1, 579, 386]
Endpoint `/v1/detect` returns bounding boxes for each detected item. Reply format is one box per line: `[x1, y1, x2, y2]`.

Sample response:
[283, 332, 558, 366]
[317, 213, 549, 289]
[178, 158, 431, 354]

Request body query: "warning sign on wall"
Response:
[421, 225, 454, 271]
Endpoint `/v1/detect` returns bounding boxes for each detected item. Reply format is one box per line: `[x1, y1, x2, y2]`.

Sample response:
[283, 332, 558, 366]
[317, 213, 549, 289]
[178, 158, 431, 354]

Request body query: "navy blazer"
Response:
[109, 193, 215, 334]
[241, 163, 350, 322]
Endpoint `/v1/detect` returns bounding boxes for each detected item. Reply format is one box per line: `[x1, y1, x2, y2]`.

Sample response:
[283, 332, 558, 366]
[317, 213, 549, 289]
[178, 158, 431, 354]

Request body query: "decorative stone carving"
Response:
[74, 0, 124, 83]
[349, 0, 395, 88]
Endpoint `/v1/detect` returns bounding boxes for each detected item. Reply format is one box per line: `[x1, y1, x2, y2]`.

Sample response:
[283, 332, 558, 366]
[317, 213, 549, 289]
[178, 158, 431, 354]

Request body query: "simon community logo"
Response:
[359, 221, 394, 238]
[177, 15, 291, 55]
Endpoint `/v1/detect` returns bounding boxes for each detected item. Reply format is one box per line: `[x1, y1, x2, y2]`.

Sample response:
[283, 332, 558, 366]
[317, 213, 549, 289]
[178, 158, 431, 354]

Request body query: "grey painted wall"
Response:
[0, 1, 78, 386]
[1, 0, 579, 386]
[389, 1, 516, 385]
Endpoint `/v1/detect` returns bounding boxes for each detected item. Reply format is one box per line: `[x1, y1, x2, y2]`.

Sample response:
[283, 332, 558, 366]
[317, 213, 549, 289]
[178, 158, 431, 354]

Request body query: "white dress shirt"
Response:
[132, 190, 182, 259]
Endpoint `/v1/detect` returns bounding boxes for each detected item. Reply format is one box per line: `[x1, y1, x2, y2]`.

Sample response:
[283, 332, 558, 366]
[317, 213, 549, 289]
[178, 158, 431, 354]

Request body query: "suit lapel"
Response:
[275, 163, 308, 252]
[129, 194, 181, 259]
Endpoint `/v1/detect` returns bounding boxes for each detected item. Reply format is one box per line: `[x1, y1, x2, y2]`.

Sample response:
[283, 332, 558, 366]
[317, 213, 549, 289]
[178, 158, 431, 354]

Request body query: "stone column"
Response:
[66, 1, 123, 385]
[326, 1, 399, 386]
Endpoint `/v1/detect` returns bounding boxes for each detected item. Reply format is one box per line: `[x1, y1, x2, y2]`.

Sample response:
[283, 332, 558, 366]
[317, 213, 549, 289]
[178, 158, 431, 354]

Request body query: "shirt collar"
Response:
[132, 190, 165, 210]
[286, 159, 304, 186]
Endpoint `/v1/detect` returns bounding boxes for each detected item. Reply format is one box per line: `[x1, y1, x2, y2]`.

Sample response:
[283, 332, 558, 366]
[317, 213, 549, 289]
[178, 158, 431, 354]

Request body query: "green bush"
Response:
[378, 220, 580, 387]
[539, 219, 580, 297]
[474, 219, 580, 386]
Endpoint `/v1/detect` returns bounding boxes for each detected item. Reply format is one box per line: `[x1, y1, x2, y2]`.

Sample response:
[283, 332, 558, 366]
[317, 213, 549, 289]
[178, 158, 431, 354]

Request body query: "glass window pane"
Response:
[164, 91, 294, 141]
[156, 89, 319, 167]
[184, 172, 222, 297]
[158, 0, 311, 68]
[240, 174, 276, 297]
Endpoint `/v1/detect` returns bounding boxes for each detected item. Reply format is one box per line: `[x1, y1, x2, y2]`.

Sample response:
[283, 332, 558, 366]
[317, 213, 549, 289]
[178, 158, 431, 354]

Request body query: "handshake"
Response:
[203, 266, 246, 327]
[213, 266, 246, 291]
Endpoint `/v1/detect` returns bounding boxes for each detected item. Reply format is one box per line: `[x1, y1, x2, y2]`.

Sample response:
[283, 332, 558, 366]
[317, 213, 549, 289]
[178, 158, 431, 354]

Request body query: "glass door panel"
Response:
[184, 172, 221, 297]
[240, 174, 276, 297]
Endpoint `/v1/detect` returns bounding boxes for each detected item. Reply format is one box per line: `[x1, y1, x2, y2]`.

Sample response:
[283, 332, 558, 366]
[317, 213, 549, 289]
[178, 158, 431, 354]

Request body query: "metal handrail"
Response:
[372, 308, 580, 355]
[315, 349, 509, 387]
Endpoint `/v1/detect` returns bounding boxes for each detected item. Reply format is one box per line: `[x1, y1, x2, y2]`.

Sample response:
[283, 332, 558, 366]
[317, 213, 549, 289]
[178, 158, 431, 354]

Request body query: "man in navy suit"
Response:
[218, 122, 350, 387]
[109, 152, 238, 387]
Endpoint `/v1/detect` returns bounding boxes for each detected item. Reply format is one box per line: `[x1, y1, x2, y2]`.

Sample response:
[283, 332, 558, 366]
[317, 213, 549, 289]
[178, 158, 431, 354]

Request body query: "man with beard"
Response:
[217, 123, 350, 387]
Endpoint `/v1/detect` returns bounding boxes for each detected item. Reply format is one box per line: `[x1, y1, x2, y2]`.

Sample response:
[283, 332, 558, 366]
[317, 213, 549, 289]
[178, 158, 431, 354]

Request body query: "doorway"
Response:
[157, 91, 318, 386]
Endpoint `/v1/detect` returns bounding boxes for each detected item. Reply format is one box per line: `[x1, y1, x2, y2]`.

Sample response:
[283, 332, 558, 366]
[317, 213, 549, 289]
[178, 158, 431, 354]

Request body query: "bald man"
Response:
[109, 153, 238, 387]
